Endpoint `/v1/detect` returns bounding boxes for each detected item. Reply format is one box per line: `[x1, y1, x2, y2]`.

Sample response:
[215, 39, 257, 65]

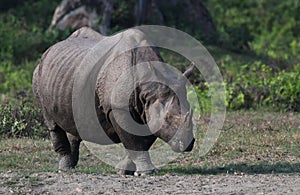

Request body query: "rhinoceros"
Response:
[32, 27, 195, 175]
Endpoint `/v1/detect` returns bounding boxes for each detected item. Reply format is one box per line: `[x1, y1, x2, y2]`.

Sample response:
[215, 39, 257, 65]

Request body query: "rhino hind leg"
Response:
[50, 126, 76, 170]
[67, 133, 82, 168]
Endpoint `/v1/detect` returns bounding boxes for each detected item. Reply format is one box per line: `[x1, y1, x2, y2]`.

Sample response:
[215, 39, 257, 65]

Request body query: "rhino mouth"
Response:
[183, 138, 195, 152]
[169, 138, 195, 153]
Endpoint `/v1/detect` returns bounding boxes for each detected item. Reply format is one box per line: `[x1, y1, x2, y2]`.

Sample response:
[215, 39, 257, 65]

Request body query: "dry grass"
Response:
[0, 111, 299, 175]
[166, 111, 300, 174]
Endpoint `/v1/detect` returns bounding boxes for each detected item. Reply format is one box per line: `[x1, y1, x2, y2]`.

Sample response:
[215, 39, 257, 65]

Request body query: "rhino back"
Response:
[33, 28, 104, 133]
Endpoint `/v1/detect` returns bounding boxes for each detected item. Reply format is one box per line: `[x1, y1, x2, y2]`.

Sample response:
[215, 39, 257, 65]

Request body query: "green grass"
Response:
[167, 111, 300, 174]
[0, 138, 114, 174]
[0, 112, 299, 176]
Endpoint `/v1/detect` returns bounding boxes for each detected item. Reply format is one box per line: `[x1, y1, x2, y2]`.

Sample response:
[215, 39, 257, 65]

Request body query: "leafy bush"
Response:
[224, 63, 300, 111]
[0, 0, 69, 138]
[0, 11, 71, 94]
[266, 66, 300, 111]
[0, 13, 71, 63]
[0, 60, 35, 94]
[203, 0, 300, 63]
[0, 90, 47, 138]
[187, 83, 211, 114]
[191, 62, 300, 112]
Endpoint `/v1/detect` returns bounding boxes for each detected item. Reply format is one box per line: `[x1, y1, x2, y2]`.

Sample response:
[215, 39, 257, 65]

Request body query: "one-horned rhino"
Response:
[32, 27, 195, 175]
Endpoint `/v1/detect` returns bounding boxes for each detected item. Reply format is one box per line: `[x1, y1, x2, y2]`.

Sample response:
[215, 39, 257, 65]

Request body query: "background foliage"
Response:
[0, 0, 299, 137]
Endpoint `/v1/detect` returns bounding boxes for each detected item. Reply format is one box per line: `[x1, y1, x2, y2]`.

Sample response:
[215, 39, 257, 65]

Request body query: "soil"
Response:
[0, 172, 299, 194]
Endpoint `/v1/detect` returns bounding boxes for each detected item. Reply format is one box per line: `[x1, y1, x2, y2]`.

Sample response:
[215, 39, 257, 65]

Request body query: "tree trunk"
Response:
[50, 0, 217, 39]
[99, 0, 113, 35]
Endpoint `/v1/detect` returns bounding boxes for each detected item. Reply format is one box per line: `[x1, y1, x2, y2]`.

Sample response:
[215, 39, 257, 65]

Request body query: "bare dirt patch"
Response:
[0, 172, 299, 194]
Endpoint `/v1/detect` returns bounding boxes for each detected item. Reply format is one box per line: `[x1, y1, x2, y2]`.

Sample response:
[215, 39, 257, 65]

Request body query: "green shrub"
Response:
[0, 10, 72, 94]
[224, 62, 300, 111]
[0, 60, 36, 94]
[203, 0, 300, 63]
[188, 83, 211, 114]
[191, 61, 300, 112]
[0, 90, 47, 138]
[267, 66, 300, 111]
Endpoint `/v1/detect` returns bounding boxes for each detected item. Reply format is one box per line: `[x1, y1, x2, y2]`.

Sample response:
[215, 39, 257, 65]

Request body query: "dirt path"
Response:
[0, 172, 299, 194]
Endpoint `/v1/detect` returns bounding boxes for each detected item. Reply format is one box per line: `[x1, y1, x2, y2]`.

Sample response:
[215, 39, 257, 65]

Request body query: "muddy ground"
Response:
[0, 172, 299, 194]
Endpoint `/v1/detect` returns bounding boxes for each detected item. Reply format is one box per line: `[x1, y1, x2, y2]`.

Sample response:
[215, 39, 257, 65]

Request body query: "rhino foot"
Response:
[134, 169, 158, 176]
[116, 169, 135, 175]
[127, 150, 158, 176]
[115, 156, 136, 175]
[59, 155, 75, 170]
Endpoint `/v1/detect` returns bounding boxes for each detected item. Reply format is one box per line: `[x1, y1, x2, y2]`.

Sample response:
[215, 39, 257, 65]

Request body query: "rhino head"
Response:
[144, 64, 195, 153]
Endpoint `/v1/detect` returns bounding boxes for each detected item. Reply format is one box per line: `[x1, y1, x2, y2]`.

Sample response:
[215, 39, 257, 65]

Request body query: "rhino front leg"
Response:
[115, 151, 157, 176]
[127, 150, 158, 176]
[50, 126, 74, 170]
[109, 112, 157, 175]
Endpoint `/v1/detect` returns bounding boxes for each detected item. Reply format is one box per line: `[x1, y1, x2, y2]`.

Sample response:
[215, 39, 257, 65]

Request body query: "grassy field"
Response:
[0, 112, 299, 177]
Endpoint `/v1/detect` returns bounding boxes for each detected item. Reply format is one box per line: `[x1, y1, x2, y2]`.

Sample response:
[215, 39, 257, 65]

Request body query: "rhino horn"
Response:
[183, 62, 195, 79]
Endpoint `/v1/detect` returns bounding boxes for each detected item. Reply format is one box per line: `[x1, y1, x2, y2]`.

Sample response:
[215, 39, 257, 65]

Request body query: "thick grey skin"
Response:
[33, 27, 194, 175]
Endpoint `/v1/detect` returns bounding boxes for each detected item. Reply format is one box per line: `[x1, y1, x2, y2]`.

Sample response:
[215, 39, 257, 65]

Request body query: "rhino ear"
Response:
[183, 62, 195, 79]
[183, 108, 193, 129]
[165, 96, 176, 109]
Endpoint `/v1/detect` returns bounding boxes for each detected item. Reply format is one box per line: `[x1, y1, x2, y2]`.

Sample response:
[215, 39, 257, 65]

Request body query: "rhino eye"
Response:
[165, 114, 173, 123]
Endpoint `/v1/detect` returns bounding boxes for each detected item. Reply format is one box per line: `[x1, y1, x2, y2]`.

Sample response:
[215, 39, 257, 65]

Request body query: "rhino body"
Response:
[33, 27, 194, 175]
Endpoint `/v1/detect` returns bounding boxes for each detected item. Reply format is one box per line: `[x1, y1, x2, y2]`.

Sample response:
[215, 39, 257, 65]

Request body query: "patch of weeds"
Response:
[166, 112, 300, 174]
[0, 112, 299, 176]
[76, 145, 115, 174]
[1, 173, 43, 191]
[0, 92, 47, 139]
[3, 180, 18, 187]
[0, 138, 56, 172]
[76, 164, 115, 175]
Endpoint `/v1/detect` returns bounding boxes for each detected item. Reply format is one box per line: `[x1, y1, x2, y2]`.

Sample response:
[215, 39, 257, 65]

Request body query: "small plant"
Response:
[0, 90, 47, 138]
